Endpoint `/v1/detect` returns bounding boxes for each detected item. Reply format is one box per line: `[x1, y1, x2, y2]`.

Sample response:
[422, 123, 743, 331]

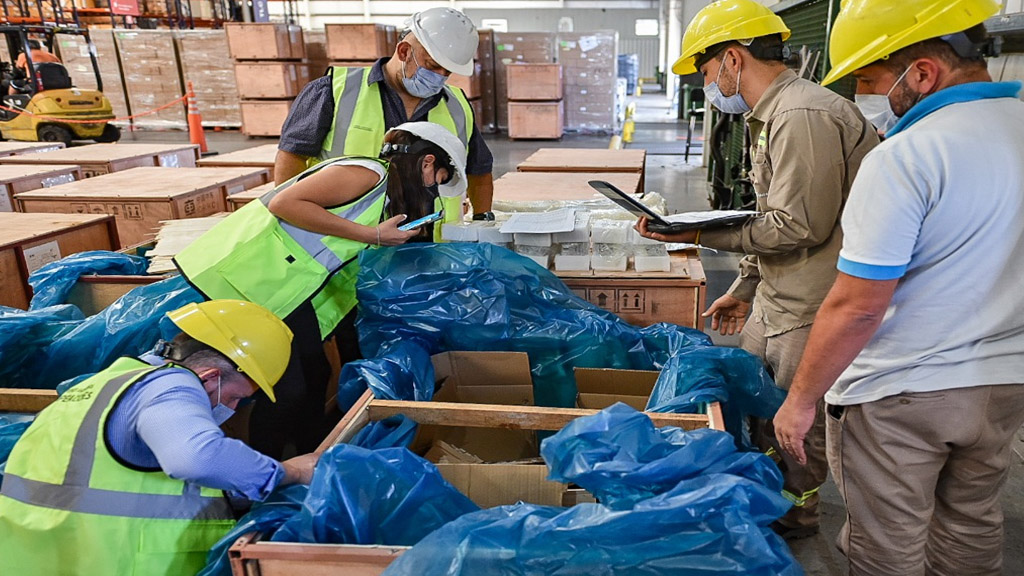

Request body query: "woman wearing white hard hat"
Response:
[274, 7, 496, 230]
[174, 121, 467, 459]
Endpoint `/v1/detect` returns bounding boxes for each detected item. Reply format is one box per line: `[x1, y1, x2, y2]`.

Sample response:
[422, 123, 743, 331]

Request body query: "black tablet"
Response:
[589, 180, 754, 233]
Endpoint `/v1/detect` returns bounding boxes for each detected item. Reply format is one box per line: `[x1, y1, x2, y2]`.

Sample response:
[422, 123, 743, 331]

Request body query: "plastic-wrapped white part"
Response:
[638, 243, 669, 257]
[590, 220, 631, 244]
[492, 192, 667, 216]
[513, 232, 553, 247]
[515, 244, 553, 257]
[591, 252, 628, 271]
[558, 242, 590, 256]
[594, 242, 630, 257]
[441, 222, 485, 242]
[555, 254, 591, 271]
[635, 254, 671, 273]
[522, 253, 551, 269]
[553, 211, 591, 243]
[478, 223, 514, 245]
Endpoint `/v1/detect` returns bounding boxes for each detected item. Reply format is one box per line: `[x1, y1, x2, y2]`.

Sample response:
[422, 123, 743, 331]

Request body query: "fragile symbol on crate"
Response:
[619, 289, 645, 313]
[123, 204, 144, 220]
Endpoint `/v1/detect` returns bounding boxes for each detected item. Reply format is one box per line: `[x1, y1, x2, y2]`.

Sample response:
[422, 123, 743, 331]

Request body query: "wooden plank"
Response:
[493, 171, 642, 202]
[707, 401, 725, 432]
[0, 388, 58, 412]
[367, 400, 711, 431]
[316, 389, 373, 455]
[229, 534, 406, 576]
[517, 148, 646, 173]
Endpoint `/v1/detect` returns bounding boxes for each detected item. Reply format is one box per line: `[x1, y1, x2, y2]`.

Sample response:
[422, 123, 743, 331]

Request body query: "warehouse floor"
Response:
[113, 93, 1024, 573]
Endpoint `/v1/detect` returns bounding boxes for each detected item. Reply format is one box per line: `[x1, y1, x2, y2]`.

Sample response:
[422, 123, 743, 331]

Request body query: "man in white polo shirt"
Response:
[773, 0, 1024, 574]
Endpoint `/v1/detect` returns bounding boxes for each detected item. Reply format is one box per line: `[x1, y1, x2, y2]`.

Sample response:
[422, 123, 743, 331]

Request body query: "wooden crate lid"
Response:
[15, 167, 269, 200]
[0, 212, 113, 248]
[0, 143, 199, 165]
[517, 148, 646, 172]
[0, 164, 81, 182]
[494, 171, 641, 202]
[228, 181, 275, 202]
[0, 142, 65, 156]
[197, 143, 278, 168]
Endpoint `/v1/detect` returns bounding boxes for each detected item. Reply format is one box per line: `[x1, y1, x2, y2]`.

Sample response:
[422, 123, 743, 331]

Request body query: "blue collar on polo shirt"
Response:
[886, 80, 1022, 138]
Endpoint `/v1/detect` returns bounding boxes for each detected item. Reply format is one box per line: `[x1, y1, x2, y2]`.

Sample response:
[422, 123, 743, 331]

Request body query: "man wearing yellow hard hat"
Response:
[638, 0, 878, 540]
[0, 300, 319, 575]
[774, 1, 1024, 573]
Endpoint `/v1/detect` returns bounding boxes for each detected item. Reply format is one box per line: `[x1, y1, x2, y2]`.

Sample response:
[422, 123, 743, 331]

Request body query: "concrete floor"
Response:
[116, 94, 1024, 574]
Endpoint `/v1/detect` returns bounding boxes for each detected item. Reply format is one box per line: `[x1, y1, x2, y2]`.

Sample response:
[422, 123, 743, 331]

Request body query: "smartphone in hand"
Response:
[398, 210, 444, 231]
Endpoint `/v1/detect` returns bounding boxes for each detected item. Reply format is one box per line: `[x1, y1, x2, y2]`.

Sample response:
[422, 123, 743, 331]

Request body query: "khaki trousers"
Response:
[742, 318, 828, 529]
[827, 383, 1024, 576]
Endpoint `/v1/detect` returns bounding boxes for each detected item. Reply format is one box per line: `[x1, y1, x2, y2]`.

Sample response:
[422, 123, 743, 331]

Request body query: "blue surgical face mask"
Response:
[704, 60, 751, 115]
[855, 65, 914, 134]
[402, 50, 448, 98]
[210, 376, 235, 425]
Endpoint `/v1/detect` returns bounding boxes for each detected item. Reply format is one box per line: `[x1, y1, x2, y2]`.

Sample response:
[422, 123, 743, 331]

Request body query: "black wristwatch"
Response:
[472, 211, 496, 221]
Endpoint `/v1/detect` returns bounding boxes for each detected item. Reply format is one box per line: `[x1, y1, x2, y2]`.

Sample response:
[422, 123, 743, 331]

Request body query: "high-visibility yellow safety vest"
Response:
[319, 66, 474, 241]
[0, 357, 236, 575]
[174, 156, 390, 340]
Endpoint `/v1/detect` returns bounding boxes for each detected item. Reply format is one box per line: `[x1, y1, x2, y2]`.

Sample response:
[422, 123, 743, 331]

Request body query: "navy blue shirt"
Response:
[278, 58, 493, 175]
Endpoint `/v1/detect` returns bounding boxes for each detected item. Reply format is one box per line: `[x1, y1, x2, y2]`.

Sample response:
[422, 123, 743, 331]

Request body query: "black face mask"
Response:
[425, 183, 440, 198]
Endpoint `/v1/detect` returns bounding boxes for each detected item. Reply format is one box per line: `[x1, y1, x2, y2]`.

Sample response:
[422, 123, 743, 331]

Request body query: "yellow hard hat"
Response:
[167, 300, 293, 402]
[673, 0, 791, 76]
[822, 0, 1001, 85]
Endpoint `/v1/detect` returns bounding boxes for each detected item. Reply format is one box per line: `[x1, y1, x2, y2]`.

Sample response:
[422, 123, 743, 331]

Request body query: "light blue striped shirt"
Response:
[106, 355, 284, 501]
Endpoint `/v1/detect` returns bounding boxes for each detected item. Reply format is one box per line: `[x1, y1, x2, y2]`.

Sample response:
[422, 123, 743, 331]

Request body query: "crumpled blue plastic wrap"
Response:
[0, 305, 83, 386]
[384, 405, 801, 576]
[0, 415, 33, 487]
[197, 485, 309, 576]
[272, 443, 479, 545]
[342, 244, 712, 411]
[28, 250, 147, 310]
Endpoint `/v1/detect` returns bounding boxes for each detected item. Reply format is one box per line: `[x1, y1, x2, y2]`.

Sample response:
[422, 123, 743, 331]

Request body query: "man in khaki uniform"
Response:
[637, 0, 878, 539]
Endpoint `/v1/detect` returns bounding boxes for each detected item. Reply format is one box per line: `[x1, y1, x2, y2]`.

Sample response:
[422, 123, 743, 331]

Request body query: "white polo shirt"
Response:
[826, 85, 1024, 406]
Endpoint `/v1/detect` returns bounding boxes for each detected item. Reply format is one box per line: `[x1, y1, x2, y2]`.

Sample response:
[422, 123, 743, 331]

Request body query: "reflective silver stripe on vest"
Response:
[325, 67, 370, 160]
[1, 364, 233, 521]
[442, 86, 469, 145]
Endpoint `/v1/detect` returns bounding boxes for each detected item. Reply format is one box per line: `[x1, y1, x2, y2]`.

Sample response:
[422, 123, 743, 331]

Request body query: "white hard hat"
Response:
[405, 7, 478, 76]
[385, 122, 468, 199]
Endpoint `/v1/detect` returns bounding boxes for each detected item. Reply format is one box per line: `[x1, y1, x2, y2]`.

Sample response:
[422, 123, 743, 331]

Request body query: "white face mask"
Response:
[704, 59, 751, 115]
[209, 375, 235, 425]
[855, 65, 914, 134]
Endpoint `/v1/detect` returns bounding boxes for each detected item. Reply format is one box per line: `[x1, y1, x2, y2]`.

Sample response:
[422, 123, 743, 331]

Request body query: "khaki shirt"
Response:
[700, 69, 879, 337]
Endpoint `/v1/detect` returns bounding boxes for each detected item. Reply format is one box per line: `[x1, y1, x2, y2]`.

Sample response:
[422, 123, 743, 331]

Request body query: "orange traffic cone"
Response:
[186, 82, 209, 155]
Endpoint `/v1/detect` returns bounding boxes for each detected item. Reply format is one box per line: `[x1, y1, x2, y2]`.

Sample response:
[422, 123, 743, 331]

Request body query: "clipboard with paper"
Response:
[588, 180, 757, 234]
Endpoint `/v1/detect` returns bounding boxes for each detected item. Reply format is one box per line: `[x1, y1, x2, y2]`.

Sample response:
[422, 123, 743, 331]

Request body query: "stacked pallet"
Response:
[493, 32, 555, 131]
[556, 31, 619, 134]
[506, 64, 563, 140]
[446, 29, 496, 133]
[54, 30, 131, 126]
[175, 30, 242, 128]
[324, 23, 394, 69]
[226, 23, 307, 137]
[114, 30, 187, 130]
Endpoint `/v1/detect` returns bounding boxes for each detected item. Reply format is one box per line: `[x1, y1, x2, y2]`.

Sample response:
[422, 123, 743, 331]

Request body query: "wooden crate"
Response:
[0, 144, 200, 178]
[0, 212, 119, 309]
[0, 388, 58, 413]
[506, 64, 563, 101]
[0, 165, 82, 212]
[15, 167, 269, 248]
[508, 101, 564, 140]
[558, 251, 706, 330]
[493, 171, 642, 201]
[446, 65, 482, 99]
[0, 142, 65, 157]
[517, 148, 647, 191]
[225, 23, 305, 60]
[241, 100, 293, 137]
[229, 387, 722, 575]
[325, 23, 390, 61]
[227, 182, 274, 211]
[198, 144, 279, 182]
[234, 62, 311, 99]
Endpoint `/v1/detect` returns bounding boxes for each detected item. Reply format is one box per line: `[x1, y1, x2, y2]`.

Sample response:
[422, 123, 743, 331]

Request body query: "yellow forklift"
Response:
[0, 25, 119, 145]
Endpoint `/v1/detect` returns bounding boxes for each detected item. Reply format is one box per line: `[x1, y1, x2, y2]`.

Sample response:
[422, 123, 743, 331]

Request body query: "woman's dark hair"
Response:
[380, 130, 449, 240]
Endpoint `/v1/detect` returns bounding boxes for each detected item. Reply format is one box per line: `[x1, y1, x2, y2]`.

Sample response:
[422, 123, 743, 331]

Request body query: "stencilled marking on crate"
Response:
[123, 204, 144, 220]
[587, 288, 617, 312]
[619, 289, 646, 313]
[81, 166, 110, 178]
[23, 240, 61, 273]
[185, 191, 221, 216]
[70, 203, 88, 213]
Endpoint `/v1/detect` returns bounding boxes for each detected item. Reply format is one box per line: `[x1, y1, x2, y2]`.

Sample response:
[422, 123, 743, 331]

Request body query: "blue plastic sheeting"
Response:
[341, 244, 712, 411]
[197, 485, 309, 576]
[28, 251, 147, 310]
[272, 444, 478, 545]
[0, 305, 83, 386]
[0, 415, 33, 487]
[384, 405, 802, 576]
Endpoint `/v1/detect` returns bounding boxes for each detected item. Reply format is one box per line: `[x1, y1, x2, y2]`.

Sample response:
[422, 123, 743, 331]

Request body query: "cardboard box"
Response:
[240, 100, 293, 137]
[0, 143, 199, 178]
[506, 64, 563, 101]
[508, 101, 564, 140]
[0, 212, 119, 309]
[325, 23, 390, 61]
[15, 167, 269, 248]
[574, 367, 658, 411]
[225, 23, 304, 60]
[0, 165, 82, 212]
[234, 62, 310, 99]
[175, 29, 243, 128]
[114, 30, 188, 130]
[556, 31, 618, 133]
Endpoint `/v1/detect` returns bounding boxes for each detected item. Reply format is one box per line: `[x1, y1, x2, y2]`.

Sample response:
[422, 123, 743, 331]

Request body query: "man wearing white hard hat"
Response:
[275, 7, 495, 230]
